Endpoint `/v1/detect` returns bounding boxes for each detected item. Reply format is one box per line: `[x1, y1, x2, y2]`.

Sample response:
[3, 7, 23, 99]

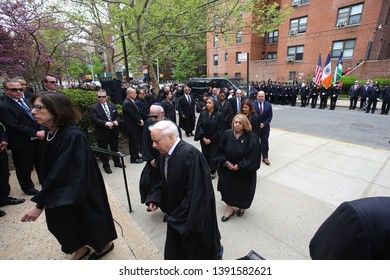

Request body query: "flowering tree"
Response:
[0, 0, 72, 83]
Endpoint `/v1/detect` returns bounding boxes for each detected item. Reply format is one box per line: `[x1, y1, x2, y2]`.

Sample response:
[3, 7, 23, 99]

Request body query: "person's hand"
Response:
[106, 122, 114, 128]
[203, 138, 211, 145]
[112, 120, 119, 126]
[147, 203, 159, 212]
[0, 141, 7, 152]
[140, 120, 144, 127]
[150, 159, 157, 168]
[260, 123, 265, 129]
[21, 206, 43, 222]
[36, 130, 45, 140]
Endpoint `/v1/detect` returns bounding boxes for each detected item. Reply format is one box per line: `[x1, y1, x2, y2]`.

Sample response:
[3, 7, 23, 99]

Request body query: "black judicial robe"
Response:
[32, 125, 117, 254]
[215, 130, 261, 209]
[310, 197, 390, 260]
[146, 140, 221, 260]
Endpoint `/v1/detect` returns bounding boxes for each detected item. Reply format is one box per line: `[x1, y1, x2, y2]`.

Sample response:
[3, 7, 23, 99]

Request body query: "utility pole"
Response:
[120, 23, 130, 82]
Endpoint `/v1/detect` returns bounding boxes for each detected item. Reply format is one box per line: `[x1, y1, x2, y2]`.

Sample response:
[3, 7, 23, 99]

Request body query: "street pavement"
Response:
[1, 98, 390, 260]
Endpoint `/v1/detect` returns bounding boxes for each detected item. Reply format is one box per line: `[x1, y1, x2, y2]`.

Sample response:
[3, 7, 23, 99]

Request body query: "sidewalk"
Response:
[1, 128, 390, 260]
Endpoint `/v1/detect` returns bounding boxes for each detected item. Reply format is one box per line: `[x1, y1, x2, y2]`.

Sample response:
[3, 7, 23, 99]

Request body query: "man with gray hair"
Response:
[145, 120, 222, 259]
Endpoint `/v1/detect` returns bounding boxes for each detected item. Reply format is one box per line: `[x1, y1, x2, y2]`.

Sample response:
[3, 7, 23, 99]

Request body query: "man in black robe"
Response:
[145, 120, 222, 260]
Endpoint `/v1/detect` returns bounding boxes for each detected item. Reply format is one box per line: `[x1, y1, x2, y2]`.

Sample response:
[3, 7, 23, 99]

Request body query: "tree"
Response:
[0, 0, 73, 83]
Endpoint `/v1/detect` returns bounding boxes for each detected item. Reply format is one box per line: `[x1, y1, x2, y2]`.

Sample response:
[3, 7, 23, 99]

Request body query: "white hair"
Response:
[150, 120, 179, 137]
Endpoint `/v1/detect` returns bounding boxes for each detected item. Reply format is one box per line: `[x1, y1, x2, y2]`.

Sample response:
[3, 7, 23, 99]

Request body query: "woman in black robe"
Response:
[21, 93, 117, 260]
[194, 98, 225, 179]
[216, 90, 234, 129]
[240, 99, 260, 136]
[161, 91, 176, 123]
[215, 113, 261, 221]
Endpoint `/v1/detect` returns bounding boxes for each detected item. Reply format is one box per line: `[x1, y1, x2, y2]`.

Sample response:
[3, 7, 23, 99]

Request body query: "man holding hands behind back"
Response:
[89, 89, 123, 174]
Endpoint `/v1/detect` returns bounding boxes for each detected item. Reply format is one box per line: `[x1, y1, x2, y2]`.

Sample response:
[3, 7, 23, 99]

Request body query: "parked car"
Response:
[187, 77, 249, 102]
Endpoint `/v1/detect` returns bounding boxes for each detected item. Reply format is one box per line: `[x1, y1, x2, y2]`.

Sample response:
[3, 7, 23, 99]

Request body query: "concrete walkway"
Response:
[1, 109, 389, 260]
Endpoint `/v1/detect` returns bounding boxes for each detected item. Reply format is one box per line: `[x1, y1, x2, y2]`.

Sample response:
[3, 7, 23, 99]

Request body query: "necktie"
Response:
[259, 102, 263, 116]
[187, 95, 191, 104]
[103, 103, 111, 121]
[237, 98, 241, 112]
[18, 99, 34, 120]
[164, 154, 170, 180]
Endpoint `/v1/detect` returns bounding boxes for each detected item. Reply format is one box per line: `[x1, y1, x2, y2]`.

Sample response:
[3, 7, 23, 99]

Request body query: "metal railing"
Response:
[90, 146, 132, 212]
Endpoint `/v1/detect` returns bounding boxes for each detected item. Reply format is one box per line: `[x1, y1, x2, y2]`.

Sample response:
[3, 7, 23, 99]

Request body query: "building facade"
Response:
[207, 0, 390, 83]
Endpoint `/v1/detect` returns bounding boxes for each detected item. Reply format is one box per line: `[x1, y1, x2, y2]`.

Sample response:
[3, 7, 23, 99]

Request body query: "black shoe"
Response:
[186, 133, 191, 137]
[114, 162, 125, 168]
[88, 243, 114, 260]
[130, 158, 143, 164]
[190, 132, 194, 136]
[237, 209, 245, 217]
[24, 188, 39, 196]
[0, 210, 6, 217]
[0, 197, 26, 206]
[218, 245, 224, 260]
[221, 211, 234, 222]
[103, 166, 112, 174]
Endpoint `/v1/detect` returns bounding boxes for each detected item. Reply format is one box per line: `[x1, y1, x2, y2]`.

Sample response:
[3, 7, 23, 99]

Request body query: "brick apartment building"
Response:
[206, 0, 390, 83]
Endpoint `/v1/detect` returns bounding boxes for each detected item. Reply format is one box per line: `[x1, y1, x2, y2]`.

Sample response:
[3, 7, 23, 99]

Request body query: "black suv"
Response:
[187, 77, 248, 102]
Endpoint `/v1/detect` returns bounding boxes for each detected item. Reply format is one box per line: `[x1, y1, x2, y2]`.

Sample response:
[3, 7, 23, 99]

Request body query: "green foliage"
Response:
[340, 76, 390, 95]
[172, 43, 206, 82]
[61, 89, 97, 141]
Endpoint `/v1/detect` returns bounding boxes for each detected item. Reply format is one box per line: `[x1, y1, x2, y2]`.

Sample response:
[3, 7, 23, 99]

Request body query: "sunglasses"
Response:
[98, 96, 107, 99]
[149, 114, 160, 118]
[46, 81, 57, 84]
[7, 88, 24, 92]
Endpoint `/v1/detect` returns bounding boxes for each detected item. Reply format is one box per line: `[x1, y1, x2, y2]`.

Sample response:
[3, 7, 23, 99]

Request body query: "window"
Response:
[236, 31, 242, 44]
[268, 31, 279, 43]
[213, 73, 218, 77]
[336, 3, 363, 26]
[235, 52, 242, 64]
[287, 45, 304, 61]
[261, 52, 265, 60]
[235, 73, 241, 78]
[224, 52, 228, 62]
[289, 72, 297, 81]
[213, 55, 218, 66]
[290, 17, 307, 34]
[332, 39, 356, 58]
[267, 52, 277, 60]
[300, 0, 309, 5]
[213, 35, 218, 48]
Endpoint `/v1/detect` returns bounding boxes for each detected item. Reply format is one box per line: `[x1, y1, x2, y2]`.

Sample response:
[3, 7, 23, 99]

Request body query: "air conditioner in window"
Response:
[292, 0, 301, 7]
[289, 29, 298, 35]
[286, 56, 295, 62]
[336, 21, 347, 27]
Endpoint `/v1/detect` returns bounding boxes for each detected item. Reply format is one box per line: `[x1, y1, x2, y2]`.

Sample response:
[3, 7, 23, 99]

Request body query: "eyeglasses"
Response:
[98, 96, 107, 99]
[46, 81, 57, 84]
[149, 114, 160, 119]
[7, 88, 24, 92]
[31, 105, 47, 111]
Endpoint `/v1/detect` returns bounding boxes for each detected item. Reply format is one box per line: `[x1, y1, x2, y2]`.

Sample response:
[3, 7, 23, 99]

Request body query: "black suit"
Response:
[89, 102, 121, 167]
[349, 85, 362, 109]
[0, 124, 11, 202]
[229, 96, 247, 116]
[178, 94, 195, 136]
[0, 96, 43, 193]
[122, 97, 143, 161]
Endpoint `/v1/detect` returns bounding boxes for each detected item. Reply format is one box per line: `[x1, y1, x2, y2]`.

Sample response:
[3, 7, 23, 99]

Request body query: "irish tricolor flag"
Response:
[321, 52, 332, 89]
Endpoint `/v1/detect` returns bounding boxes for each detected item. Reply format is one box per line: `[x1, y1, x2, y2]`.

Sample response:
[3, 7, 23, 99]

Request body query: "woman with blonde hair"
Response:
[215, 114, 261, 221]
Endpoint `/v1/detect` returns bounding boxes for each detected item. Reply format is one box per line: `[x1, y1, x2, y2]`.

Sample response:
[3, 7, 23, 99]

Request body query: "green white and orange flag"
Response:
[332, 51, 343, 83]
[321, 52, 332, 89]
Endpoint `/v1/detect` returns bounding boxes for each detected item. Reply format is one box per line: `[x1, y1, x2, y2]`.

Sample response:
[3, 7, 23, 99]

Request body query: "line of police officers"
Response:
[249, 80, 390, 114]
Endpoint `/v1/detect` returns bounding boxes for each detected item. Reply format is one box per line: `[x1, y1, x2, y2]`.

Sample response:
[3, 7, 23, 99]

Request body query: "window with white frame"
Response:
[235, 52, 242, 64]
[290, 17, 307, 34]
[332, 39, 356, 58]
[213, 54, 218, 66]
[287, 45, 304, 61]
[236, 31, 243, 44]
[267, 52, 277, 60]
[268, 31, 279, 43]
[224, 52, 228, 62]
[289, 72, 297, 81]
[213, 35, 218, 47]
[336, 3, 363, 27]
